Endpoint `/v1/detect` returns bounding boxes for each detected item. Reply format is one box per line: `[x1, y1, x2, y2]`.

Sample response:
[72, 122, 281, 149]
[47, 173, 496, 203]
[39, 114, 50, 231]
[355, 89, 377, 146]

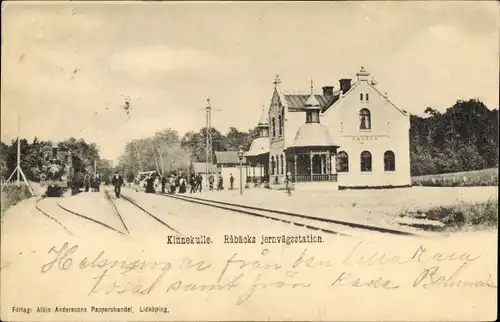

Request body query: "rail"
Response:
[159, 192, 346, 236]
[157, 192, 417, 236]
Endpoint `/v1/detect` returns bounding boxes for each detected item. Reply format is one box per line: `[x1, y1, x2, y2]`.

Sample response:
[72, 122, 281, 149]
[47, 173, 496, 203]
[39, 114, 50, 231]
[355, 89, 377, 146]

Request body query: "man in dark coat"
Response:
[209, 173, 215, 191]
[84, 174, 90, 192]
[189, 175, 197, 193]
[217, 174, 224, 191]
[161, 175, 167, 193]
[196, 174, 203, 192]
[94, 175, 101, 192]
[111, 171, 124, 198]
[229, 173, 234, 190]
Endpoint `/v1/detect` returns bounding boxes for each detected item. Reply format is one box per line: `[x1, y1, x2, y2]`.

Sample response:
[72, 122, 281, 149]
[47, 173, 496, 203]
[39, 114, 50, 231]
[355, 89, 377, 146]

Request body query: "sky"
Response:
[1, 1, 499, 161]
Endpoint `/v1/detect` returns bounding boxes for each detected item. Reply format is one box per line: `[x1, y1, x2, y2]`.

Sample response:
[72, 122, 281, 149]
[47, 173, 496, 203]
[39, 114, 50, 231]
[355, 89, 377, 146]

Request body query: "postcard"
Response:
[1, 1, 498, 321]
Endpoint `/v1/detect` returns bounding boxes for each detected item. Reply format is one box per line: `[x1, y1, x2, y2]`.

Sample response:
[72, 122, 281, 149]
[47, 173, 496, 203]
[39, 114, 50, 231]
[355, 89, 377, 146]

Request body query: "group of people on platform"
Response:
[132, 172, 204, 195]
[130, 172, 241, 195]
[207, 173, 235, 191]
[107, 170, 252, 200]
[83, 174, 101, 192]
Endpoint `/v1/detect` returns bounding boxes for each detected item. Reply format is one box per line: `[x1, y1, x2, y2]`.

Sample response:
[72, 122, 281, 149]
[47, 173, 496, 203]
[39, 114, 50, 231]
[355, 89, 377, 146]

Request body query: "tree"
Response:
[118, 128, 191, 178]
[410, 99, 498, 175]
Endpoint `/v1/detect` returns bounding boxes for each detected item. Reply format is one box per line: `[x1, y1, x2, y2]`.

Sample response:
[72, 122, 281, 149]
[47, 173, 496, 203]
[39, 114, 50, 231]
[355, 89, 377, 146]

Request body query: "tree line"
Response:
[1, 99, 497, 182]
[0, 138, 110, 182]
[116, 127, 259, 181]
[410, 99, 498, 176]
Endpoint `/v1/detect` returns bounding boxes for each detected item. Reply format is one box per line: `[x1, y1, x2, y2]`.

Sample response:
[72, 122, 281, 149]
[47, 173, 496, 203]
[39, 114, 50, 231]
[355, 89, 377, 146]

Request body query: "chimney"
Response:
[339, 78, 352, 94]
[322, 86, 334, 98]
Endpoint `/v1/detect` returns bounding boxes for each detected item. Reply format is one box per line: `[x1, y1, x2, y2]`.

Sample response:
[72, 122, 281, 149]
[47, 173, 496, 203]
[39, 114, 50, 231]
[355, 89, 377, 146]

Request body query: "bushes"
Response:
[412, 168, 498, 187]
[402, 199, 498, 231]
[1, 185, 32, 213]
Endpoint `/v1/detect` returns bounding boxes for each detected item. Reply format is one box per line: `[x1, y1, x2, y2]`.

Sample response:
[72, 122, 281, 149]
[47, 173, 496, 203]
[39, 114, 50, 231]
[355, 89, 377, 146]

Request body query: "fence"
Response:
[294, 174, 338, 183]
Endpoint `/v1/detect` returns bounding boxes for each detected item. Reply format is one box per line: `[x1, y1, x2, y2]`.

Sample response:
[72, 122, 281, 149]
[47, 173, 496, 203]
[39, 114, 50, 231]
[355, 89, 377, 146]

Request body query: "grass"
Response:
[1, 185, 32, 214]
[400, 198, 498, 232]
[411, 168, 498, 187]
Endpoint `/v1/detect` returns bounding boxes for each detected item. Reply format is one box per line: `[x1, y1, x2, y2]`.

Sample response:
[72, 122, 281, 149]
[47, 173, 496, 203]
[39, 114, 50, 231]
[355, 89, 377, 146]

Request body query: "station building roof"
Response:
[245, 137, 269, 157]
[214, 151, 247, 165]
[290, 123, 338, 149]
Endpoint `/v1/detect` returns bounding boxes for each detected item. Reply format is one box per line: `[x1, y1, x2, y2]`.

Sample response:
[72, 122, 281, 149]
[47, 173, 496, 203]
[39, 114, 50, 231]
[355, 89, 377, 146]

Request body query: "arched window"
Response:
[361, 151, 372, 172]
[360, 93, 364, 101]
[336, 151, 349, 172]
[280, 155, 284, 174]
[384, 151, 395, 171]
[271, 156, 275, 175]
[272, 117, 276, 137]
[365, 93, 369, 101]
[359, 108, 371, 130]
[278, 115, 282, 136]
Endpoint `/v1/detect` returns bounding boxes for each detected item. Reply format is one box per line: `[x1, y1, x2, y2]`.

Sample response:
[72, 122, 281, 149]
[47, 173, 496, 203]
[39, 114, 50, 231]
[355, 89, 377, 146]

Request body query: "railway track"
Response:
[157, 192, 347, 236]
[36, 195, 127, 236]
[158, 192, 418, 237]
[104, 189, 130, 234]
[35, 197, 73, 236]
[119, 193, 183, 235]
[36, 189, 182, 237]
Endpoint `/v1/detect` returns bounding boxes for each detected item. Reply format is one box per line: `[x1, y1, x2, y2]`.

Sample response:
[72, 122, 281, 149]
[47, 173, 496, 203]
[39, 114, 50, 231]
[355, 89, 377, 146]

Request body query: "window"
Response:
[359, 108, 371, 130]
[384, 151, 395, 171]
[361, 151, 372, 172]
[336, 151, 349, 172]
[365, 93, 369, 101]
[272, 117, 276, 137]
[360, 93, 364, 101]
[271, 156, 275, 174]
[278, 115, 282, 136]
[280, 155, 284, 174]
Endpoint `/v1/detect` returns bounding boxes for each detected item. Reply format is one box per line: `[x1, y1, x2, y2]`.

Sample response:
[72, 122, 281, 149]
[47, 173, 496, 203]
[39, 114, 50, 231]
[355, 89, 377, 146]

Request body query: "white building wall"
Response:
[322, 81, 411, 188]
[218, 166, 248, 189]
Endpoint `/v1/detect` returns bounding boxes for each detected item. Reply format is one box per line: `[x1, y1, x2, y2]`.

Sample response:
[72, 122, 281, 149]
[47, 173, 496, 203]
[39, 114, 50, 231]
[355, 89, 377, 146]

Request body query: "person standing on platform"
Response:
[161, 175, 167, 193]
[229, 173, 234, 190]
[208, 173, 214, 191]
[195, 173, 202, 192]
[217, 173, 224, 191]
[169, 175, 176, 194]
[178, 176, 187, 194]
[189, 175, 197, 193]
[145, 175, 155, 193]
[84, 174, 90, 192]
[94, 174, 101, 192]
[134, 176, 140, 192]
[285, 172, 292, 196]
[111, 171, 124, 198]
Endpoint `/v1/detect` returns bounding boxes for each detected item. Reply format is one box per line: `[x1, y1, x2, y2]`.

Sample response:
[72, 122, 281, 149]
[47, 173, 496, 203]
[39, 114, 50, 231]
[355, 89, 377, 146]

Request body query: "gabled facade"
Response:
[264, 67, 411, 189]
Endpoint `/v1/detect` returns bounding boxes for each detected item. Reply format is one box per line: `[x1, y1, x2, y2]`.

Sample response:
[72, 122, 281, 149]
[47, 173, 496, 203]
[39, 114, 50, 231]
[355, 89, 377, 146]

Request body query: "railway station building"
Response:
[248, 66, 411, 189]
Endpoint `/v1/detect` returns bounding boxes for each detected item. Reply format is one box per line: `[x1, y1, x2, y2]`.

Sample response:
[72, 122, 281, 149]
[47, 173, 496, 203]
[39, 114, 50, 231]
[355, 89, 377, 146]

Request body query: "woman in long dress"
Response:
[145, 175, 155, 193]
[178, 176, 187, 194]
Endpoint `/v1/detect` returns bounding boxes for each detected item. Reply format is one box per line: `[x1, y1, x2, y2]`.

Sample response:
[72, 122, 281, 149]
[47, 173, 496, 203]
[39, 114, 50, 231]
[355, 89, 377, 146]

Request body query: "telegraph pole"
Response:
[1, 115, 34, 195]
[16, 116, 20, 186]
[205, 98, 213, 187]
